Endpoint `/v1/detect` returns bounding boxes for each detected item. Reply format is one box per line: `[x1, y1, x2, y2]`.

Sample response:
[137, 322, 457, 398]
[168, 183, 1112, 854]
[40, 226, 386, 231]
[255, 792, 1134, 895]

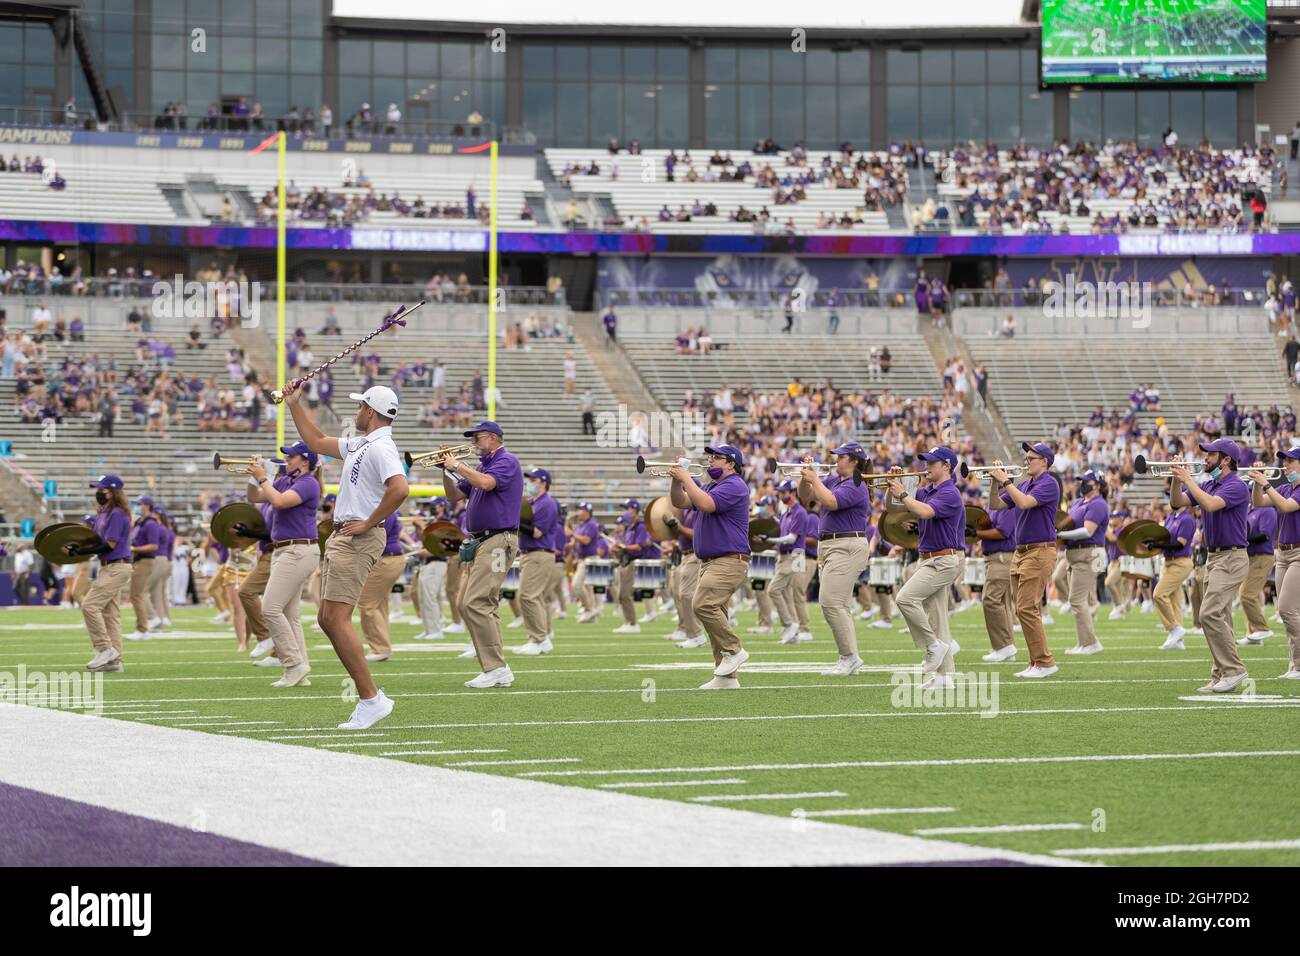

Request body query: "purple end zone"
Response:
[0, 783, 335, 867]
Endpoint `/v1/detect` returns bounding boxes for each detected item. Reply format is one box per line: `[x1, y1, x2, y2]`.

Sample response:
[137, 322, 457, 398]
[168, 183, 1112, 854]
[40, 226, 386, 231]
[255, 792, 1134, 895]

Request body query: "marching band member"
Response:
[863, 507, 895, 630]
[444, 499, 467, 633]
[612, 499, 653, 634]
[146, 509, 174, 630]
[126, 495, 164, 641]
[887, 446, 965, 688]
[357, 511, 413, 662]
[666, 503, 706, 648]
[1249, 447, 1300, 678]
[282, 382, 408, 728]
[77, 475, 133, 672]
[1104, 508, 1129, 619]
[237, 502, 275, 662]
[514, 467, 560, 655]
[440, 419, 523, 689]
[1238, 471, 1278, 646]
[801, 441, 872, 676]
[1057, 470, 1109, 655]
[976, 497, 1018, 661]
[67, 514, 94, 608]
[549, 510, 570, 620]
[669, 444, 752, 688]
[749, 495, 779, 634]
[248, 441, 321, 687]
[1169, 438, 1250, 693]
[1188, 515, 1207, 634]
[988, 442, 1061, 678]
[413, 498, 451, 640]
[768, 479, 808, 644]
[794, 501, 819, 642]
[569, 501, 602, 623]
[204, 531, 232, 622]
[1151, 498, 1196, 650]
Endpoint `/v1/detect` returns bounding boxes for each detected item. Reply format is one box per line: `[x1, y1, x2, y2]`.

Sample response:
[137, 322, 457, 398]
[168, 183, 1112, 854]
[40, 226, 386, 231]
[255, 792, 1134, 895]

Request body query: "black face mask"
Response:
[1079, 482, 1094, 496]
[95, 490, 109, 506]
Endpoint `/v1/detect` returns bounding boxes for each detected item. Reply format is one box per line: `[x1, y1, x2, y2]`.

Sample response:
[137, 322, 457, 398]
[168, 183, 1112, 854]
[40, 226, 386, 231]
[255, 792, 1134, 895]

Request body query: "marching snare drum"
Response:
[499, 557, 522, 598]
[749, 550, 778, 590]
[1119, 555, 1155, 580]
[632, 559, 666, 599]
[868, 557, 902, 592]
[964, 556, 986, 590]
[583, 557, 613, 594]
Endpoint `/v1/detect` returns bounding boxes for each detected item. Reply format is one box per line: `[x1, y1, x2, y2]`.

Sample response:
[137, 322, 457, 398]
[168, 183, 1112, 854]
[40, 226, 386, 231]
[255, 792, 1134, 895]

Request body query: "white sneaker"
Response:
[212, 610, 231, 623]
[1065, 643, 1103, 655]
[126, 630, 151, 642]
[1140, 600, 1153, 613]
[1238, 630, 1271, 645]
[747, 624, 773, 634]
[1187, 626, 1204, 635]
[949, 639, 960, 657]
[677, 635, 707, 648]
[506, 618, 524, 629]
[457, 647, 478, 658]
[146, 616, 161, 630]
[415, 631, 445, 641]
[869, 619, 892, 629]
[714, 648, 750, 676]
[445, 622, 466, 633]
[249, 638, 275, 658]
[160, 618, 172, 629]
[822, 655, 863, 676]
[982, 645, 1017, 662]
[1196, 680, 1218, 693]
[1211, 672, 1249, 693]
[921, 673, 955, 689]
[338, 690, 394, 730]
[795, 630, 814, 642]
[638, 612, 658, 623]
[254, 656, 282, 668]
[699, 676, 741, 690]
[1041, 613, 1054, 625]
[364, 652, 390, 662]
[1013, 624, 1022, 632]
[389, 611, 403, 623]
[98, 661, 124, 673]
[1279, 669, 1300, 680]
[1015, 665, 1058, 678]
[921, 641, 947, 674]
[858, 606, 879, 620]
[612, 623, 641, 634]
[86, 648, 120, 670]
[664, 629, 686, 641]
[1270, 613, 1282, 623]
[779, 623, 800, 644]
[271, 663, 311, 688]
[1107, 606, 1126, 621]
[465, 666, 514, 688]
[512, 638, 553, 655]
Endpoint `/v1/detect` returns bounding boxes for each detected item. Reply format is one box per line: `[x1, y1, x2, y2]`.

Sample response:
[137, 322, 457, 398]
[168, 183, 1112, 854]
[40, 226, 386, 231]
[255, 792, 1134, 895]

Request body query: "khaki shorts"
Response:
[319, 524, 386, 607]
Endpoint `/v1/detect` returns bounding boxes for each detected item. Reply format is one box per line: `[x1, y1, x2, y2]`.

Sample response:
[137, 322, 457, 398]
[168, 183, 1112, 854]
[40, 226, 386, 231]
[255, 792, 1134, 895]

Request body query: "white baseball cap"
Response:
[349, 385, 399, 419]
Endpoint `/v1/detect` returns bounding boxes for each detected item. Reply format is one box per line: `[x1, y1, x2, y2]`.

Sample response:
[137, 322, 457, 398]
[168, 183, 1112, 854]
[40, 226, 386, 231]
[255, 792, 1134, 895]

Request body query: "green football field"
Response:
[3, 598, 1298, 866]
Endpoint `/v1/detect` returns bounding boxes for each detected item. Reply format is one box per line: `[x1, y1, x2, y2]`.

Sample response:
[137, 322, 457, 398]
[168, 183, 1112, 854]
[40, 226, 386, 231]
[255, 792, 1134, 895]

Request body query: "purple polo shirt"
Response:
[257, 503, 275, 555]
[1000, 471, 1061, 545]
[1199, 472, 1249, 549]
[158, 524, 174, 559]
[818, 475, 869, 535]
[777, 502, 806, 554]
[458, 446, 523, 534]
[984, 507, 1017, 555]
[621, 519, 653, 555]
[1248, 506, 1278, 557]
[95, 508, 131, 561]
[1069, 495, 1110, 547]
[382, 512, 403, 556]
[676, 507, 697, 552]
[574, 518, 601, 557]
[690, 472, 751, 559]
[132, 515, 162, 555]
[913, 478, 965, 552]
[521, 492, 559, 553]
[270, 471, 321, 541]
[803, 510, 820, 557]
[1277, 482, 1300, 545]
[1164, 510, 1195, 559]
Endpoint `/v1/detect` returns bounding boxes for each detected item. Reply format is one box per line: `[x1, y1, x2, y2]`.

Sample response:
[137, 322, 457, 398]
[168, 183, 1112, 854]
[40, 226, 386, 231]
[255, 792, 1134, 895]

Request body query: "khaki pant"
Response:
[306, 566, 321, 606]
[692, 554, 749, 666]
[1066, 546, 1102, 648]
[1201, 548, 1249, 682]
[1011, 543, 1057, 669]
[129, 558, 155, 631]
[793, 557, 815, 629]
[982, 550, 1016, 650]
[262, 543, 318, 668]
[675, 554, 703, 638]
[615, 561, 638, 624]
[358, 554, 407, 655]
[320, 524, 386, 607]
[549, 558, 568, 611]
[446, 555, 463, 623]
[1052, 552, 1069, 602]
[206, 563, 230, 612]
[571, 558, 598, 614]
[1274, 548, 1300, 671]
[83, 561, 132, 656]
[70, 564, 91, 605]
[1238, 552, 1274, 634]
[147, 555, 171, 622]
[237, 551, 272, 641]
[461, 531, 519, 672]
[1190, 563, 1207, 626]
[1153, 556, 1193, 631]
[817, 537, 871, 657]
[755, 583, 775, 626]
[519, 549, 555, 643]
[1104, 559, 1124, 607]
[895, 553, 962, 675]
[418, 559, 446, 636]
[768, 552, 801, 628]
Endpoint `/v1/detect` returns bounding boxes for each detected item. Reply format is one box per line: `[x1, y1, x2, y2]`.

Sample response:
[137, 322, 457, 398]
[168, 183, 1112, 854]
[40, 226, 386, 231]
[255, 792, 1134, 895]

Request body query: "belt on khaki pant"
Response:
[921, 549, 958, 559]
[1279, 543, 1300, 552]
[702, 552, 748, 563]
[271, 538, 314, 550]
[1015, 542, 1054, 553]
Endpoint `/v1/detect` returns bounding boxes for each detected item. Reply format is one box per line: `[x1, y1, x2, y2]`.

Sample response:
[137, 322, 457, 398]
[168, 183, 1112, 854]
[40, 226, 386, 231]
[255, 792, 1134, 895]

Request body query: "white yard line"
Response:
[266, 731, 390, 740]
[170, 720, 283, 727]
[915, 823, 1087, 835]
[378, 748, 508, 757]
[689, 791, 847, 803]
[599, 779, 748, 789]
[1054, 839, 1300, 857]
[799, 807, 959, 818]
[321, 740, 444, 749]
[444, 757, 584, 767]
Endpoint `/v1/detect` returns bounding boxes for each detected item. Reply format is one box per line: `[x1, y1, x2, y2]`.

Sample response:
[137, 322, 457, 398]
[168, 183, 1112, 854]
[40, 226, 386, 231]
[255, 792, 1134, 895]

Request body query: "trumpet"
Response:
[959, 463, 1025, 481]
[1242, 465, 1284, 480]
[636, 456, 705, 478]
[405, 444, 478, 470]
[1134, 456, 1205, 477]
[212, 452, 277, 475]
[858, 469, 928, 489]
[776, 460, 837, 478]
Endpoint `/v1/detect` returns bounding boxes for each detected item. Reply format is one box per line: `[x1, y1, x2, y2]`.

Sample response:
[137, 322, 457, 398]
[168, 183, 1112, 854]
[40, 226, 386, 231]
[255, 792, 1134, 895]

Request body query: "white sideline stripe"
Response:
[445, 758, 584, 767]
[689, 791, 847, 803]
[799, 807, 958, 818]
[136, 714, 238, 721]
[171, 720, 282, 727]
[600, 779, 748, 789]
[518, 749, 1300, 778]
[915, 823, 1087, 835]
[378, 748, 508, 757]
[267, 732, 390, 740]
[321, 740, 445, 749]
[1054, 839, 1300, 858]
[94, 709, 199, 716]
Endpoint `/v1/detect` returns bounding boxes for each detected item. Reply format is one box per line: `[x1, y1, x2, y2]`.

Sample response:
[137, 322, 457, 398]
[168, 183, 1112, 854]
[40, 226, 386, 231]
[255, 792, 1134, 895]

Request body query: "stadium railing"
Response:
[0, 282, 562, 307]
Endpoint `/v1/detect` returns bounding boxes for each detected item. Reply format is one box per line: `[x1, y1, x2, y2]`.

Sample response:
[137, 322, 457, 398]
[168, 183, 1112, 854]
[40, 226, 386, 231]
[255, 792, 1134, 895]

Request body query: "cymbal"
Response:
[880, 510, 919, 549]
[211, 502, 267, 550]
[965, 504, 992, 544]
[748, 516, 780, 544]
[35, 523, 104, 565]
[1117, 519, 1170, 558]
[423, 520, 465, 555]
[521, 498, 533, 527]
[646, 495, 684, 542]
[1055, 503, 1074, 532]
[317, 518, 333, 558]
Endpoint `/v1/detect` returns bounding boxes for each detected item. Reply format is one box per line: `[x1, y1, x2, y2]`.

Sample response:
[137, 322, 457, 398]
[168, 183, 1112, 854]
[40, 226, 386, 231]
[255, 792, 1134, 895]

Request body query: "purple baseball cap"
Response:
[280, 440, 319, 467]
[705, 444, 745, 468]
[576, 501, 593, 512]
[622, 498, 640, 510]
[1278, 447, 1300, 462]
[1078, 470, 1103, 484]
[1199, 438, 1241, 464]
[89, 474, 123, 489]
[323, 493, 337, 503]
[830, 441, 868, 462]
[132, 495, 156, 508]
[524, 467, 552, 485]
[463, 420, 504, 439]
[1021, 441, 1055, 466]
[776, 478, 797, 492]
[918, 446, 958, 469]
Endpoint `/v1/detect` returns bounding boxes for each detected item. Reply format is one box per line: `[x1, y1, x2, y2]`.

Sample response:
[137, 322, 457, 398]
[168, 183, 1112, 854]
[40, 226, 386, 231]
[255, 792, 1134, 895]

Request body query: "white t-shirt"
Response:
[15, 551, 34, 574]
[334, 425, 404, 522]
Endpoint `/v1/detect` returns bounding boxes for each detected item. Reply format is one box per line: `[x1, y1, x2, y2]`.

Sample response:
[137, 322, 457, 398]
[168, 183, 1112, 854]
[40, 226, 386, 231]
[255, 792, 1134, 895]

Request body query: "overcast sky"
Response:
[330, 0, 1029, 29]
